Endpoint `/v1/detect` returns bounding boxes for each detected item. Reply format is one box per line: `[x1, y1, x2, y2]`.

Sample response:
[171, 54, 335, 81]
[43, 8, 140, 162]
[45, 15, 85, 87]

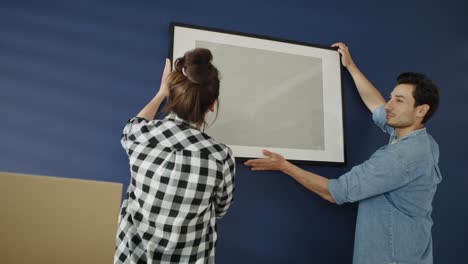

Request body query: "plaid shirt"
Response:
[115, 113, 236, 264]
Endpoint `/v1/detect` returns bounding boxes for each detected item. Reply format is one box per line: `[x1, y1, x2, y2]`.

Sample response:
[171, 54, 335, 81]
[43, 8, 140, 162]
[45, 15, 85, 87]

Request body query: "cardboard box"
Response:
[0, 172, 123, 264]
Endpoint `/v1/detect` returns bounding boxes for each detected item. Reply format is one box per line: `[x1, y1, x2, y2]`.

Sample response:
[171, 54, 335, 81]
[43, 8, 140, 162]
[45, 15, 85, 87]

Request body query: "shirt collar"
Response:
[390, 127, 427, 144]
[165, 112, 199, 130]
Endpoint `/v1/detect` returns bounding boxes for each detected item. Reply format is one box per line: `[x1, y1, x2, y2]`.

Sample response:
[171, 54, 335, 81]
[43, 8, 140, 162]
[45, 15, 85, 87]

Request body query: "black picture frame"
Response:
[170, 22, 346, 166]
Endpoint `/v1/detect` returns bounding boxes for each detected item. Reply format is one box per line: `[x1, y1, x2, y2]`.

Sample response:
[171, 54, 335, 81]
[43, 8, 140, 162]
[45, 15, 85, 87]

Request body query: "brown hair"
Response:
[397, 72, 440, 124]
[164, 48, 220, 129]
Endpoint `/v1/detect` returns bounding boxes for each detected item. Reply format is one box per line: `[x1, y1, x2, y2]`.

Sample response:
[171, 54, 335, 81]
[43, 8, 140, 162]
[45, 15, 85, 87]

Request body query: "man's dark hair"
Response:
[397, 72, 440, 123]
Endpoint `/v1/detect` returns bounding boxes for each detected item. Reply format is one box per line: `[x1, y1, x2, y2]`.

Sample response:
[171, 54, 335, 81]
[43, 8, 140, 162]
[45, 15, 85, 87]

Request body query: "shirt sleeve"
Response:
[328, 147, 417, 205]
[214, 147, 236, 219]
[372, 104, 394, 135]
[120, 117, 154, 152]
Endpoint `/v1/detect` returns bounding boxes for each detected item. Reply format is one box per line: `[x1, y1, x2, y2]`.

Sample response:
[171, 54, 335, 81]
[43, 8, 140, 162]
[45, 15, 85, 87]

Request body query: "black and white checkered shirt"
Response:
[115, 113, 236, 264]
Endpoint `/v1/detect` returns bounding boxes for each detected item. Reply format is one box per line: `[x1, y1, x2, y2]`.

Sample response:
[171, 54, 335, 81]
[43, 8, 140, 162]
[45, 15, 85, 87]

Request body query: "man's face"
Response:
[385, 84, 420, 128]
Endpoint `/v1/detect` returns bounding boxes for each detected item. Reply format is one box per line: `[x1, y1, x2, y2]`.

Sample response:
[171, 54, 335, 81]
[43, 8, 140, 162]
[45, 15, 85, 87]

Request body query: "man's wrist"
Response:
[281, 160, 294, 175]
[346, 63, 358, 74]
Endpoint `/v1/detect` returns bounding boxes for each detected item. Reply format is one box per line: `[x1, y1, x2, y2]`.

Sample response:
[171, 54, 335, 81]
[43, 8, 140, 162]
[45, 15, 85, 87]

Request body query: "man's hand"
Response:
[332, 42, 385, 112]
[332, 42, 355, 68]
[245, 150, 334, 203]
[157, 58, 172, 98]
[244, 150, 289, 171]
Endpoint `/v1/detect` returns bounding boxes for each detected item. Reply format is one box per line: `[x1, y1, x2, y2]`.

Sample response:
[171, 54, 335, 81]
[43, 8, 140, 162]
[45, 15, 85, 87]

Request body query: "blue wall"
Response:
[1, 0, 467, 263]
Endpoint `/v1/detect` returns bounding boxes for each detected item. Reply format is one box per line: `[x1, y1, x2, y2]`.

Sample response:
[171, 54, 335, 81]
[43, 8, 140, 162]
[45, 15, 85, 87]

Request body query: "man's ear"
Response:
[416, 104, 430, 119]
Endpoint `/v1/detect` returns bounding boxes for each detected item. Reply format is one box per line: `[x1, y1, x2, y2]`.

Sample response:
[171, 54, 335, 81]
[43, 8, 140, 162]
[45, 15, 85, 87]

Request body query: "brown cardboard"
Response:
[0, 172, 123, 264]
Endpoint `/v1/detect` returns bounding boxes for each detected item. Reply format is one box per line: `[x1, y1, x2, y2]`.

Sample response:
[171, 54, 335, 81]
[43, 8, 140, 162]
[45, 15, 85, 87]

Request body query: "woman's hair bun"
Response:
[182, 48, 217, 84]
[185, 48, 213, 65]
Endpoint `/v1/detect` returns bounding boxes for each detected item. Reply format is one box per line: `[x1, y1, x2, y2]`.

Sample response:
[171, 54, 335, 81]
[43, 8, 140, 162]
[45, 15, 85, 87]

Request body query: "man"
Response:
[245, 43, 441, 264]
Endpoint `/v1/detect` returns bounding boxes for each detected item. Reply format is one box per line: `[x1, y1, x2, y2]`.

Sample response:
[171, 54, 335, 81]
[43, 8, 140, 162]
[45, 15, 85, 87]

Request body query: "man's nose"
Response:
[384, 102, 390, 110]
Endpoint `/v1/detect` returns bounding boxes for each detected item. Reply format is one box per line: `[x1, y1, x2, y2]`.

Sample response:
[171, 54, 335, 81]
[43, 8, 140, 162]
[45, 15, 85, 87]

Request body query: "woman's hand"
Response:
[157, 58, 172, 98]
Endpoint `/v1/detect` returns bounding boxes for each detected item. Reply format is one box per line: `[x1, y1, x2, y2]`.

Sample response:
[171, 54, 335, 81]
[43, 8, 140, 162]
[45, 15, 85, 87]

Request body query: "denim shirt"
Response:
[328, 105, 442, 264]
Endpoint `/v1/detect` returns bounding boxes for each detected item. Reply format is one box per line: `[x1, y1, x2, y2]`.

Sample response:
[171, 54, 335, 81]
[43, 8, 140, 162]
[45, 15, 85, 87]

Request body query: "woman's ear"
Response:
[208, 99, 218, 112]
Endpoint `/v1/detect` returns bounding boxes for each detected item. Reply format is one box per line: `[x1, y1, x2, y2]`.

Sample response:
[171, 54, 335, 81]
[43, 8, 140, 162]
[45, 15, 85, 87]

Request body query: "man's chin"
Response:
[386, 121, 396, 128]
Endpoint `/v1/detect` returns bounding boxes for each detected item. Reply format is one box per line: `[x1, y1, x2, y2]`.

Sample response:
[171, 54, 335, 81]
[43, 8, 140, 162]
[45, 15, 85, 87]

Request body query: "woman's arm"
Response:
[136, 58, 172, 120]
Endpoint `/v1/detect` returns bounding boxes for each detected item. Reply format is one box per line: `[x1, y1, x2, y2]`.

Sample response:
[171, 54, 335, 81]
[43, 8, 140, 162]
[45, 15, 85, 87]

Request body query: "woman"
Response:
[115, 48, 236, 264]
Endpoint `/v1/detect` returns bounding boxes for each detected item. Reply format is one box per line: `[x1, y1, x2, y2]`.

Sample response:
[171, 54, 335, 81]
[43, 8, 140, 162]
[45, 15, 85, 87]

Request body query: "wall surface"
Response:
[1, 0, 467, 263]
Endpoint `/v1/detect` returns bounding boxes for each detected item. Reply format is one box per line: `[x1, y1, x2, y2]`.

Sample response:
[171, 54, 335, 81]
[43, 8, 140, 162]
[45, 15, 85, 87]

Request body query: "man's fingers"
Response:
[332, 42, 344, 47]
[244, 158, 267, 166]
[331, 42, 348, 50]
[331, 42, 342, 47]
[251, 167, 265, 171]
[262, 149, 274, 157]
[244, 159, 256, 166]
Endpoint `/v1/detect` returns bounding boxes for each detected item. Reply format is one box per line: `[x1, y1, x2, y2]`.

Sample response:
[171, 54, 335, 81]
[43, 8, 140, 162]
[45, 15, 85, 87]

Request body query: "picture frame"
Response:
[170, 22, 345, 165]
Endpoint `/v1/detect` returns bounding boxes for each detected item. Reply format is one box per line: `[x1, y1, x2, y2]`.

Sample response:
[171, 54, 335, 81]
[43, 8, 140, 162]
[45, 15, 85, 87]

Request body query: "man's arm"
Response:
[136, 58, 171, 120]
[332, 43, 386, 112]
[244, 150, 335, 203]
